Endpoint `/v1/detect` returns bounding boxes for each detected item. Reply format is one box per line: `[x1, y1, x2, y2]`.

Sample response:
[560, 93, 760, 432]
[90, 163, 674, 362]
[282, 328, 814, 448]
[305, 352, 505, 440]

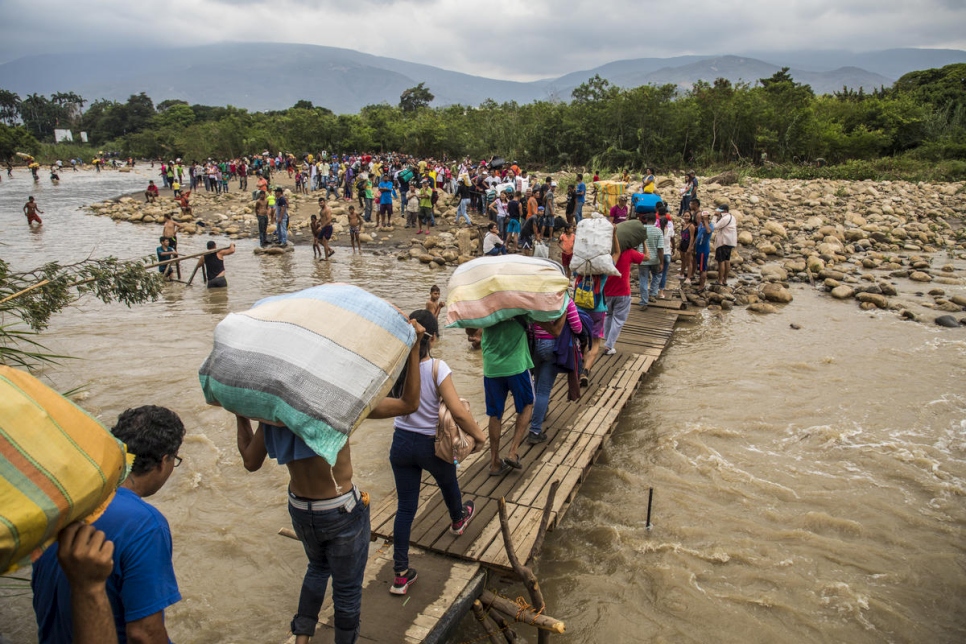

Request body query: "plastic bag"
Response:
[571, 216, 619, 276]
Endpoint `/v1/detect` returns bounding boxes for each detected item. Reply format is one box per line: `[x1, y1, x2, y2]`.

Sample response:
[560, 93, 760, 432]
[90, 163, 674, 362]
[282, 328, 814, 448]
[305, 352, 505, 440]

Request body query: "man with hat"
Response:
[713, 204, 738, 285]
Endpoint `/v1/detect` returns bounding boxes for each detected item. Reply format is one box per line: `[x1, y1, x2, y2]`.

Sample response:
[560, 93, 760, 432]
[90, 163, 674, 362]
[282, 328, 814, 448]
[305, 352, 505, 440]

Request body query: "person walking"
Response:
[637, 211, 665, 310]
[603, 245, 646, 354]
[388, 310, 487, 596]
[527, 299, 582, 443]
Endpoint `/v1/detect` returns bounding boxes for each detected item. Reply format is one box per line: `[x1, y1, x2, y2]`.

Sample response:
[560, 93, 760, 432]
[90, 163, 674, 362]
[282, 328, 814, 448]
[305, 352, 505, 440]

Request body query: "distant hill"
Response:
[0, 43, 962, 113]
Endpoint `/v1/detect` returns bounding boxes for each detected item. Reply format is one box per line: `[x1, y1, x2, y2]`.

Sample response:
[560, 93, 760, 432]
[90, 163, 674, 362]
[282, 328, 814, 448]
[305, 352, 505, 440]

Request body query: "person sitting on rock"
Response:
[175, 191, 192, 218]
[145, 181, 159, 203]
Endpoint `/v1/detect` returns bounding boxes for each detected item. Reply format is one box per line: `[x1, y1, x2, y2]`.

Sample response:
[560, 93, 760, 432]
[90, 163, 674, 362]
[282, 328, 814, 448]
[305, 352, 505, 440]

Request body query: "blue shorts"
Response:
[484, 372, 534, 418]
[696, 251, 709, 272]
[506, 218, 521, 234]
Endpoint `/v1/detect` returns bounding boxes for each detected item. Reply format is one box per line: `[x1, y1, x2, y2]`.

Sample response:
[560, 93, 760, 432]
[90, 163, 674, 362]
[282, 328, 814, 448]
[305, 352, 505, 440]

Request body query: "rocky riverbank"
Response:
[85, 173, 966, 326]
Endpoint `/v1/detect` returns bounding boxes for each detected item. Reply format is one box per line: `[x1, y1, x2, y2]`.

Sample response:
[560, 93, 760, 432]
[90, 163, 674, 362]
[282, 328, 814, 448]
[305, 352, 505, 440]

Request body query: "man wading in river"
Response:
[197, 240, 235, 288]
[234, 320, 425, 644]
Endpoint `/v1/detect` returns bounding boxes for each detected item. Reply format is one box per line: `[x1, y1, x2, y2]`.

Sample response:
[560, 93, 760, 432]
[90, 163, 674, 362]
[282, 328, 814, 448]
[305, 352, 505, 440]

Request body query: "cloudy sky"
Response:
[1, 0, 964, 79]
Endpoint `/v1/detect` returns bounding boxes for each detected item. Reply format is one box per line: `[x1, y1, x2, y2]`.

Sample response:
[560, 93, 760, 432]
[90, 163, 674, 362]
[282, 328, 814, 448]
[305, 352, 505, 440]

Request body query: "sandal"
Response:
[502, 456, 522, 470]
[489, 461, 512, 476]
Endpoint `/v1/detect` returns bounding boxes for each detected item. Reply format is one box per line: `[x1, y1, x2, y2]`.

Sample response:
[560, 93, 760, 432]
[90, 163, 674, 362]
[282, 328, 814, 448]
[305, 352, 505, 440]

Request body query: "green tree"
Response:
[399, 83, 434, 112]
[0, 123, 40, 160]
[0, 256, 165, 369]
[0, 89, 21, 126]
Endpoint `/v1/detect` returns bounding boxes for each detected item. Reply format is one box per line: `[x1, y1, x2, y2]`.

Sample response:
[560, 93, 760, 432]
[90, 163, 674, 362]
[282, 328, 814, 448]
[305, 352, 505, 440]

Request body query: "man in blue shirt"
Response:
[575, 173, 586, 223]
[32, 406, 186, 644]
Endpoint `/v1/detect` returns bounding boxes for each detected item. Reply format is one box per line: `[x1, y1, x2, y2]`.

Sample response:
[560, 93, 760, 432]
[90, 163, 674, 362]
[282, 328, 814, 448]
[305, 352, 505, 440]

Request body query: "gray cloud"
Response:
[0, 0, 963, 77]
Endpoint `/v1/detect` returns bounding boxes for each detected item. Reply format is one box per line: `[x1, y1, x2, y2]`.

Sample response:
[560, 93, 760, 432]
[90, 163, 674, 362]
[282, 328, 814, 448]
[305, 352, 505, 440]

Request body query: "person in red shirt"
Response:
[144, 181, 159, 203]
[602, 245, 647, 354]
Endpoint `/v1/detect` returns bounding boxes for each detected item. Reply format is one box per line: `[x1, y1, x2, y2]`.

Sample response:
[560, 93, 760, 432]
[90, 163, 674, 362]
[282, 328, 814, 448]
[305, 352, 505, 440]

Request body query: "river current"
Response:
[1, 170, 964, 643]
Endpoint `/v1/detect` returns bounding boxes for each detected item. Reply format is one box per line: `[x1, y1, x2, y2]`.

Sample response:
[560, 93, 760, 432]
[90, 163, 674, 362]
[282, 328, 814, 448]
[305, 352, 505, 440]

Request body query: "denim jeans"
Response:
[277, 215, 289, 245]
[529, 338, 558, 433]
[604, 295, 631, 348]
[456, 198, 471, 225]
[288, 497, 370, 644]
[257, 215, 268, 246]
[639, 263, 661, 306]
[390, 429, 463, 573]
[659, 253, 671, 289]
[485, 245, 507, 256]
[575, 201, 585, 223]
[363, 197, 373, 222]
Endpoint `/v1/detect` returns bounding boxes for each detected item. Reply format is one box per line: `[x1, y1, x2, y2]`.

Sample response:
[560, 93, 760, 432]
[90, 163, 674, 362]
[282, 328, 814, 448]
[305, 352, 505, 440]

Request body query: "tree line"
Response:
[1, 65, 964, 179]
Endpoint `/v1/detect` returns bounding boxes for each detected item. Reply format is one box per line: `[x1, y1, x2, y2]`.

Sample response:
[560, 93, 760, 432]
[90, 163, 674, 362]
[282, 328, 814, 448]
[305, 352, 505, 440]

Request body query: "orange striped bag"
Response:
[0, 366, 129, 573]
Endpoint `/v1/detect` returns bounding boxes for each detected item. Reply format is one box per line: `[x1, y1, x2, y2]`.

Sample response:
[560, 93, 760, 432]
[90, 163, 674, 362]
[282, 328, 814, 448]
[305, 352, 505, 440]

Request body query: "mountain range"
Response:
[0, 43, 963, 114]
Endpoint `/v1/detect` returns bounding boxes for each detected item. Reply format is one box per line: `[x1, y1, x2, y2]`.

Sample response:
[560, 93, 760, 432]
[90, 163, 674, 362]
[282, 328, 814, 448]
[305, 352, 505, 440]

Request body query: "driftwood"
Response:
[472, 600, 504, 644]
[490, 480, 564, 642]
[479, 591, 565, 635]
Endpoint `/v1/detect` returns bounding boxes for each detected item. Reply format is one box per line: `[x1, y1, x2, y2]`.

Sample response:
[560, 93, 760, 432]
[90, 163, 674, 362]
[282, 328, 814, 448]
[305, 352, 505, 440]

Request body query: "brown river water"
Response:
[1, 170, 964, 643]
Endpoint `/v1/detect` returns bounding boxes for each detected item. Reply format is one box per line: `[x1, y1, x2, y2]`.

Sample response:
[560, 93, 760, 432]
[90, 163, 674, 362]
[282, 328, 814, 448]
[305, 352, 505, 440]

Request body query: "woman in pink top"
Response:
[609, 195, 629, 224]
[527, 299, 583, 444]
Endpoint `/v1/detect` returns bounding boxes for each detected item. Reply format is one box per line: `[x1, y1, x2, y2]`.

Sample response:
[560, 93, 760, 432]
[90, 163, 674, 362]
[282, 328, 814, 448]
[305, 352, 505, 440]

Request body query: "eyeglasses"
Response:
[173, 455, 183, 468]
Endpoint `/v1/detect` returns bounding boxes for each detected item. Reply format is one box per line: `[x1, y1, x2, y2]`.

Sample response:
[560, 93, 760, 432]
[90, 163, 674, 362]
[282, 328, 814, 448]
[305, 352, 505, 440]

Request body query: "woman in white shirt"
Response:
[388, 309, 487, 596]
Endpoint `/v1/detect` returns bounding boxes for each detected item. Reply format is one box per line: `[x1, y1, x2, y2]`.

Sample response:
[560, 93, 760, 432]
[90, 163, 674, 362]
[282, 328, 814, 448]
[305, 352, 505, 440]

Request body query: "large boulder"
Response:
[856, 292, 889, 309]
[764, 221, 788, 239]
[762, 283, 793, 303]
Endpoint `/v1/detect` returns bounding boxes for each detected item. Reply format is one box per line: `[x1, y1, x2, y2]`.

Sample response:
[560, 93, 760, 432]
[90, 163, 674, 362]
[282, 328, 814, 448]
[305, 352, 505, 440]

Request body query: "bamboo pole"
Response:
[0, 279, 50, 305]
[478, 591, 565, 635]
[0, 247, 229, 306]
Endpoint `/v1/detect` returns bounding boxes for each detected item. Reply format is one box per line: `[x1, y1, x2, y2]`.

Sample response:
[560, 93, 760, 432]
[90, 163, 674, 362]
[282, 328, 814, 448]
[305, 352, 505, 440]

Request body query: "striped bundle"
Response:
[445, 255, 570, 329]
[199, 284, 415, 466]
[0, 366, 129, 573]
[593, 180, 629, 214]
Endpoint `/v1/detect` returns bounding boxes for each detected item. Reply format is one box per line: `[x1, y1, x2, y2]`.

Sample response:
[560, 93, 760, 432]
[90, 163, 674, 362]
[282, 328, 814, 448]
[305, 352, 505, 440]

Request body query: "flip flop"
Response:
[502, 457, 522, 470]
[489, 461, 511, 476]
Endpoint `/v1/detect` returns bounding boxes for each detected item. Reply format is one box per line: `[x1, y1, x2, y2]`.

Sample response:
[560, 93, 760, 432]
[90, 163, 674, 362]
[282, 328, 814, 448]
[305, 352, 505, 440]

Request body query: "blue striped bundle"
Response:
[199, 284, 415, 465]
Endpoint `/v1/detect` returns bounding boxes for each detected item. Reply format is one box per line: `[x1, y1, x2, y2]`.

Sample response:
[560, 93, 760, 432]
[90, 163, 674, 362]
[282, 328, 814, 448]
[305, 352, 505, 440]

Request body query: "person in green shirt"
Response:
[482, 318, 534, 475]
[417, 179, 434, 234]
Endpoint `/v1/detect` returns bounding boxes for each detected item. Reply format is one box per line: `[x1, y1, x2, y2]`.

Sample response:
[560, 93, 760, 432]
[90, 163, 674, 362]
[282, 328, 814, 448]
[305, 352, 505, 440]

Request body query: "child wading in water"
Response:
[310, 214, 322, 259]
[348, 205, 363, 254]
[426, 286, 445, 323]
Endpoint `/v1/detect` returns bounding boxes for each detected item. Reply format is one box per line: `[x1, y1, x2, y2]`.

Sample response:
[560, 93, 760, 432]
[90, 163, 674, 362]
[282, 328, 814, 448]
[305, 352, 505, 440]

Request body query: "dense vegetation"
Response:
[1, 65, 965, 180]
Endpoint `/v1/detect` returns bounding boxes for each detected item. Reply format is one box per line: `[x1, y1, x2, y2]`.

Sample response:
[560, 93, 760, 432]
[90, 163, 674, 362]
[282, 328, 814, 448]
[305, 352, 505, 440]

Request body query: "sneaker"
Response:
[450, 500, 476, 536]
[390, 568, 418, 595]
[604, 347, 616, 355]
[526, 431, 547, 444]
[684, 279, 692, 285]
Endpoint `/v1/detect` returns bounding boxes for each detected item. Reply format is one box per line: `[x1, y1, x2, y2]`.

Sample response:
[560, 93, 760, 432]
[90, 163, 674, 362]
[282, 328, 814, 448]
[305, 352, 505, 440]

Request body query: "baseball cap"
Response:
[538, 206, 545, 212]
[715, 205, 729, 212]
[551, 181, 558, 187]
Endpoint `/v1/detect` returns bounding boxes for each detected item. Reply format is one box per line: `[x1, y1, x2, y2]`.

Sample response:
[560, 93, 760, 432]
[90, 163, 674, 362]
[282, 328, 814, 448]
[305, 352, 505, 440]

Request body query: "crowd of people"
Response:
[26, 151, 743, 644]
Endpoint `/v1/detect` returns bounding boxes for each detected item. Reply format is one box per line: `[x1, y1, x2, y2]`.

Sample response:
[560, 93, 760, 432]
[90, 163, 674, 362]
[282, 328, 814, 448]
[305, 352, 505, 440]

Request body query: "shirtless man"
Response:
[24, 196, 43, 226]
[161, 213, 182, 249]
[318, 197, 335, 259]
[235, 318, 425, 644]
[346, 206, 362, 255]
[254, 191, 270, 247]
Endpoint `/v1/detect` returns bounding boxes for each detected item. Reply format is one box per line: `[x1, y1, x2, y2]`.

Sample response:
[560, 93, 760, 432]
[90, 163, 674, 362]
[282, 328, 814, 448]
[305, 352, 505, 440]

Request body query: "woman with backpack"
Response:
[527, 298, 583, 445]
[388, 309, 487, 596]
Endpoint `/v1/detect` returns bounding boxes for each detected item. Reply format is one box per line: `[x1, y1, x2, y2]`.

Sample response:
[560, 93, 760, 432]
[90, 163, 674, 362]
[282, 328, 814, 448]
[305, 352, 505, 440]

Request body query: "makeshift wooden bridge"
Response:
[290, 295, 694, 644]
